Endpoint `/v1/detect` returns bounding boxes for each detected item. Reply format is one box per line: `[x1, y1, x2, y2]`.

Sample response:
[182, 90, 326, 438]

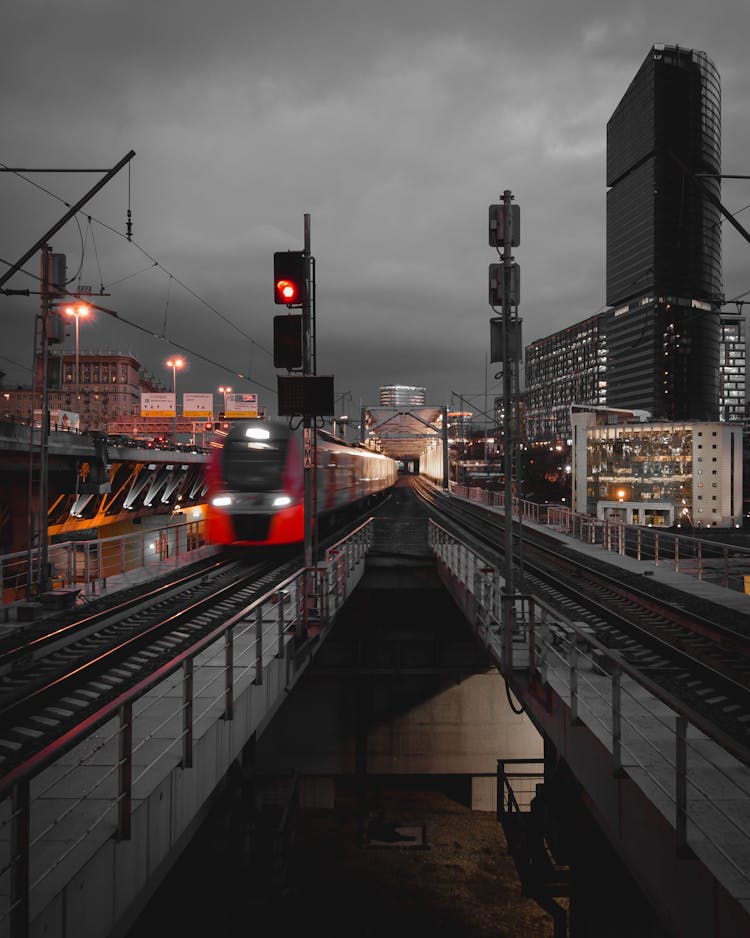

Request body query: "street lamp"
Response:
[218, 385, 232, 415]
[166, 357, 185, 442]
[64, 302, 90, 410]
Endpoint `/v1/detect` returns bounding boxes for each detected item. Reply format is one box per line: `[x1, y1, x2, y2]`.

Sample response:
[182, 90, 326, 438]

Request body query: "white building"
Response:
[571, 406, 743, 527]
[379, 385, 426, 407]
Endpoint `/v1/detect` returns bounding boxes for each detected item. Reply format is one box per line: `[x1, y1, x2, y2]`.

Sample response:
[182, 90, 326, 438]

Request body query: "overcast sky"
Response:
[2, 1, 749, 418]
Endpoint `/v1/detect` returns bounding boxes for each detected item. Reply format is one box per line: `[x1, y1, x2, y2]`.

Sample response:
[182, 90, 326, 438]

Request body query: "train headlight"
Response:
[273, 495, 292, 508]
[245, 427, 271, 441]
[211, 495, 233, 507]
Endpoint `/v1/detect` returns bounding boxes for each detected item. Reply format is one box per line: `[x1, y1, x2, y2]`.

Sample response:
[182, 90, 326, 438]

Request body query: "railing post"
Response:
[637, 526, 642, 561]
[655, 533, 660, 566]
[277, 590, 287, 656]
[11, 778, 30, 938]
[501, 592, 514, 674]
[255, 606, 264, 684]
[569, 640, 579, 723]
[84, 543, 91, 594]
[322, 566, 330, 624]
[496, 758, 505, 822]
[612, 668, 622, 775]
[674, 535, 679, 574]
[225, 626, 234, 721]
[528, 598, 536, 682]
[697, 541, 702, 581]
[118, 701, 133, 840]
[676, 714, 688, 853]
[182, 658, 193, 768]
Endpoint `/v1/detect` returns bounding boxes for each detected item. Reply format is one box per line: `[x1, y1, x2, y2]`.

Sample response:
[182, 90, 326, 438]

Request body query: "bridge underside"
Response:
[0, 449, 208, 547]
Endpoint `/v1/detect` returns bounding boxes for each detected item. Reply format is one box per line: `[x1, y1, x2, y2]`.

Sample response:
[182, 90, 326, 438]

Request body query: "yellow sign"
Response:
[183, 392, 213, 418]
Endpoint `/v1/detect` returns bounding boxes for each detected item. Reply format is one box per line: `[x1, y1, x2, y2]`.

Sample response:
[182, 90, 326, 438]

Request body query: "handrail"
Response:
[0, 517, 209, 614]
[0, 520, 374, 937]
[429, 517, 750, 907]
[450, 484, 750, 593]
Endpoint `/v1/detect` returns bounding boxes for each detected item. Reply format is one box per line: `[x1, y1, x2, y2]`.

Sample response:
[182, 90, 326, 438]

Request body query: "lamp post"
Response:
[218, 385, 232, 416]
[166, 357, 185, 442]
[64, 302, 90, 412]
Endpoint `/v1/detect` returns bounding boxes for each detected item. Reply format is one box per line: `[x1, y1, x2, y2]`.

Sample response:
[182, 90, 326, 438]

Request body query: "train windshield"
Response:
[221, 438, 288, 491]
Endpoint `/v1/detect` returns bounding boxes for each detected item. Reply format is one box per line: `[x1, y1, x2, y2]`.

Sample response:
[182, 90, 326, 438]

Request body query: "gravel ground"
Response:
[129, 784, 556, 938]
[283, 787, 556, 938]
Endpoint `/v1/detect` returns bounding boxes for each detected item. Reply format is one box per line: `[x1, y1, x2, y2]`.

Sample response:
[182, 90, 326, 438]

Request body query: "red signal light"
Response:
[273, 251, 306, 305]
[276, 279, 298, 303]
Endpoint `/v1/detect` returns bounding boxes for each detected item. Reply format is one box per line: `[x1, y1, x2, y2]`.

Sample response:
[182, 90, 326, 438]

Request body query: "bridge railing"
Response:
[451, 485, 750, 593]
[428, 518, 750, 916]
[0, 518, 209, 617]
[451, 483, 546, 525]
[0, 519, 375, 938]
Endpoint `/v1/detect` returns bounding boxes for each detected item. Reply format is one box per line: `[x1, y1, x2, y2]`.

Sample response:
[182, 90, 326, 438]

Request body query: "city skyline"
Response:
[3, 3, 750, 414]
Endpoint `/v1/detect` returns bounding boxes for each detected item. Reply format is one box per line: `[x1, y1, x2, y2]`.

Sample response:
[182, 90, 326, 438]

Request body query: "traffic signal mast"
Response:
[488, 190, 522, 669]
[272, 219, 335, 635]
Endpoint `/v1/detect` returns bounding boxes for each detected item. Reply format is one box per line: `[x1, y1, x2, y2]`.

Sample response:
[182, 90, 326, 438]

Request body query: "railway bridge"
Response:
[0, 468, 749, 936]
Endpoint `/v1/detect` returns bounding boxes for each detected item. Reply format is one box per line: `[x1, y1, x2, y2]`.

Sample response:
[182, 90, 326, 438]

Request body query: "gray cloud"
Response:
[2, 0, 749, 411]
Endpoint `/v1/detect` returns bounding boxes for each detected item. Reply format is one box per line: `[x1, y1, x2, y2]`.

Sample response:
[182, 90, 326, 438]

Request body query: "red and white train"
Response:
[206, 419, 397, 546]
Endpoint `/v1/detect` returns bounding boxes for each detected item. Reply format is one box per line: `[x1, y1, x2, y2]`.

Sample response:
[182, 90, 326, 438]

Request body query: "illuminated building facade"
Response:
[571, 407, 742, 527]
[719, 312, 746, 424]
[379, 385, 426, 407]
[1, 351, 164, 432]
[524, 315, 606, 443]
[524, 306, 743, 445]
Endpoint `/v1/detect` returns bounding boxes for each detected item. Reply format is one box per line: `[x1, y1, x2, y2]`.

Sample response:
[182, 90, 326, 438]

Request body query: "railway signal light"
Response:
[488, 203, 520, 247]
[273, 250, 307, 306]
[47, 252, 67, 344]
[274, 315, 303, 369]
[489, 262, 521, 307]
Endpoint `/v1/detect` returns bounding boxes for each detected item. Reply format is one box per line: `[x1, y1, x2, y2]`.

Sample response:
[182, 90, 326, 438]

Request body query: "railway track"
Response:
[0, 552, 302, 776]
[413, 478, 750, 761]
[0, 499, 384, 779]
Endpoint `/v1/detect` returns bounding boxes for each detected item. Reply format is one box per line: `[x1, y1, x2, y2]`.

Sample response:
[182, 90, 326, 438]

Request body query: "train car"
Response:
[206, 419, 397, 546]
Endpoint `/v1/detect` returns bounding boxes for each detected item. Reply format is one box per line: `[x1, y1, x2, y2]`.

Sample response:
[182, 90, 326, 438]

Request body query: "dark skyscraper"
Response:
[605, 45, 723, 421]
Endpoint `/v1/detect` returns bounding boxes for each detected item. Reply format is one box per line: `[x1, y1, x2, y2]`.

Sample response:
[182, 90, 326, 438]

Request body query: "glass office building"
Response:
[606, 45, 723, 421]
[524, 315, 607, 443]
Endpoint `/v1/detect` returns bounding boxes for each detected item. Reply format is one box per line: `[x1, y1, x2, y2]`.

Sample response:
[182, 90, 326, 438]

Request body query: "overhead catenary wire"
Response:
[0, 162, 272, 357]
[0, 255, 276, 394]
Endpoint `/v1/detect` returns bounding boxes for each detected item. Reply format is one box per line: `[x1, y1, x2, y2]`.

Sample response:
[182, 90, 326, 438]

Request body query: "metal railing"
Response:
[0, 518, 209, 616]
[451, 483, 546, 524]
[451, 485, 750, 594]
[429, 518, 750, 911]
[0, 518, 374, 938]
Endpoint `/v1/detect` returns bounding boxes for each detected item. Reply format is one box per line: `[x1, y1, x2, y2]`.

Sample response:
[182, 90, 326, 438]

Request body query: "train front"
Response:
[206, 420, 304, 546]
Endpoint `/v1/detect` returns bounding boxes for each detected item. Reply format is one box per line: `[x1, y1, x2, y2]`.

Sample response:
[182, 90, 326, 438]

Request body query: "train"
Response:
[205, 418, 398, 546]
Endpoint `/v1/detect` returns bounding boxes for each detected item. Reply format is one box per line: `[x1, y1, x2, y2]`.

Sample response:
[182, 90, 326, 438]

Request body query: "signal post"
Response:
[273, 215, 334, 635]
[488, 191, 522, 671]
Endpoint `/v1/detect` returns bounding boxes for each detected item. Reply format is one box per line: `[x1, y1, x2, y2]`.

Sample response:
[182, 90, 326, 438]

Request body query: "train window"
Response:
[222, 439, 287, 491]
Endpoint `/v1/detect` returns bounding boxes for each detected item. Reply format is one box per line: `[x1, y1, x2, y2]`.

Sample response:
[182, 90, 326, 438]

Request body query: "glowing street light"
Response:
[166, 357, 185, 441]
[218, 385, 232, 415]
[64, 302, 91, 407]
